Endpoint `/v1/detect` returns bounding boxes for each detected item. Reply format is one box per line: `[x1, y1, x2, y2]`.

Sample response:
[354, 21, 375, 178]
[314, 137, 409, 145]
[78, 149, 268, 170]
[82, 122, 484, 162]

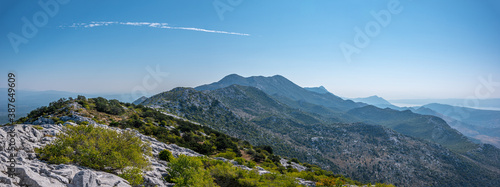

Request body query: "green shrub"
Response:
[118, 167, 144, 186]
[245, 160, 256, 168]
[166, 155, 216, 187]
[216, 149, 237, 160]
[209, 161, 248, 187]
[32, 125, 43, 130]
[78, 121, 89, 125]
[159, 149, 174, 162]
[234, 157, 246, 165]
[36, 125, 151, 178]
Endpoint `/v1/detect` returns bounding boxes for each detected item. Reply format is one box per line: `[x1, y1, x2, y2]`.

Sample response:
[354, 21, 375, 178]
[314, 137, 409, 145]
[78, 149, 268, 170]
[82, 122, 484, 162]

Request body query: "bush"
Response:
[216, 149, 237, 160]
[234, 157, 246, 165]
[36, 125, 151, 180]
[159, 149, 174, 162]
[166, 155, 216, 187]
[93, 97, 125, 115]
[256, 145, 273, 154]
[32, 125, 43, 130]
[118, 167, 144, 186]
[245, 160, 256, 168]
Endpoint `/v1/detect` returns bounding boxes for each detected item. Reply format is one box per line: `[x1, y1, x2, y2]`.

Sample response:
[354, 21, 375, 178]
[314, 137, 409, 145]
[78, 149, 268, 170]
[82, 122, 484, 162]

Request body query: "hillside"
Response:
[195, 75, 489, 155]
[346, 105, 478, 153]
[2, 96, 387, 186]
[413, 104, 500, 148]
[140, 86, 500, 186]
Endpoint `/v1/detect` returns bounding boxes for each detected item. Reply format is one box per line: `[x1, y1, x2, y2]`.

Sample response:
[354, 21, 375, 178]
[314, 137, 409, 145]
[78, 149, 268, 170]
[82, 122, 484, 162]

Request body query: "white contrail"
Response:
[62, 21, 250, 36]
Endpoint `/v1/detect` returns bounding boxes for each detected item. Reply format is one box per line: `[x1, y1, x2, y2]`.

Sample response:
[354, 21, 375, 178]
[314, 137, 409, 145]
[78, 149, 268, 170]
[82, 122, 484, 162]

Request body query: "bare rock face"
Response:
[0, 124, 132, 187]
[0, 121, 203, 187]
[280, 158, 307, 172]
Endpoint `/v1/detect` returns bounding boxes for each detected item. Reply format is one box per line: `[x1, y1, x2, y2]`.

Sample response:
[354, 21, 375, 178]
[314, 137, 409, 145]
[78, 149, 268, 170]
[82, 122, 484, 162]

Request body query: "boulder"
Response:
[15, 166, 65, 187]
[68, 170, 97, 187]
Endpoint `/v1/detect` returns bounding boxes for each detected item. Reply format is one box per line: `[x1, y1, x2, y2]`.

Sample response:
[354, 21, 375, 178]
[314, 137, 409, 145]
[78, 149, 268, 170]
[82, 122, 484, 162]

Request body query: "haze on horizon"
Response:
[1, 0, 500, 101]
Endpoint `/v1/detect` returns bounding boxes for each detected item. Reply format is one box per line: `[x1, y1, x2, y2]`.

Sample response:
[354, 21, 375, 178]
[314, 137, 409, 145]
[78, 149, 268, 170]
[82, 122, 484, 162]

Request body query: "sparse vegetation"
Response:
[25, 96, 393, 186]
[35, 124, 151, 185]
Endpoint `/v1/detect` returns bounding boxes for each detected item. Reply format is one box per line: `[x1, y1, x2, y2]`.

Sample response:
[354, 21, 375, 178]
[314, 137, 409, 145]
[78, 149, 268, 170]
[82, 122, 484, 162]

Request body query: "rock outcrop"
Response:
[0, 121, 202, 187]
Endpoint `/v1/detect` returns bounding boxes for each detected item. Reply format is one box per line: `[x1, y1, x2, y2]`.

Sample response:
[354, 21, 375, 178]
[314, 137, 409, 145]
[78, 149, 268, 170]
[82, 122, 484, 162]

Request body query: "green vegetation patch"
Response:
[35, 124, 151, 185]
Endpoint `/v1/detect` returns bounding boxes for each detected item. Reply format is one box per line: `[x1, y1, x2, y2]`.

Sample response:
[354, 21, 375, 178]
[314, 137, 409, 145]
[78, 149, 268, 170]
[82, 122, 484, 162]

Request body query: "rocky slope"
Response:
[141, 86, 500, 186]
[0, 120, 202, 187]
[1, 99, 322, 187]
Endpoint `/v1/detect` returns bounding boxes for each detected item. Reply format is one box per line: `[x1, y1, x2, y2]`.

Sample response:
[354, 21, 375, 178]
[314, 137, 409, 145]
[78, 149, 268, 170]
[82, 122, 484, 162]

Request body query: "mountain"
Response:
[389, 98, 500, 111]
[304, 86, 330, 94]
[351, 95, 392, 106]
[132, 96, 148, 105]
[422, 103, 500, 128]
[141, 86, 500, 186]
[412, 103, 500, 148]
[195, 74, 365, 112]
[7, 96, 371, 187]
[346, 105, 478, 152]
[350, 95, 404, 110]
[196, 75, 482, 154]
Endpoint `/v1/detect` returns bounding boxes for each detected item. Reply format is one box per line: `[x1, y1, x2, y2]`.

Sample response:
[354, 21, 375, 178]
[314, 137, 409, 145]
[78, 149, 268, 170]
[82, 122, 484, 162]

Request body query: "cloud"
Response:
[62, 21, 250, 36]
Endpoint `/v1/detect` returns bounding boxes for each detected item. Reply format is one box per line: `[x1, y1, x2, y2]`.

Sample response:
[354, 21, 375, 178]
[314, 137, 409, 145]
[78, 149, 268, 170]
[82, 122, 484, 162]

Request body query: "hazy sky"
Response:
[1, 0, 499, 100]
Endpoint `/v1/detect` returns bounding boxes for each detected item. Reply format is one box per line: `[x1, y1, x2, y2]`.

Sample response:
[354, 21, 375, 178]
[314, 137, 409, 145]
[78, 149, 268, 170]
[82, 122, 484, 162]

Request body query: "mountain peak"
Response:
[304, 86, 330, 94]
[222, 73, 244, 79]
[351, 95, 392, 106]
[196, 74, 363, 111]
[132, 96, 148, 105]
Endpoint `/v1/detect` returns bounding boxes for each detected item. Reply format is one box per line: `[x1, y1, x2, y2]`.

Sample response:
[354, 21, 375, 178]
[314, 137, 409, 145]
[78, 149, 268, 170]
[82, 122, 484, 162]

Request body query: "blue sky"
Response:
[1, 0, 499, 100]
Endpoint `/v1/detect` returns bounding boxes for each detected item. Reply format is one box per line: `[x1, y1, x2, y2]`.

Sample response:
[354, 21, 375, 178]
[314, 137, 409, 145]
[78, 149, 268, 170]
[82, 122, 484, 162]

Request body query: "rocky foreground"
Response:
[0, 120, 317, 187]
[0, 122, 206, 187]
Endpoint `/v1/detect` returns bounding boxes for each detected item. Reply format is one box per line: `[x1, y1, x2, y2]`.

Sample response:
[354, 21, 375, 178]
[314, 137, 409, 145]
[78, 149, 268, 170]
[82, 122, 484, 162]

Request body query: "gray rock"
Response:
[63, 122, 78, 126]
[255, 166, 271, 175]
[95, 171, 131, 187]
[280, 158, 307, 172]
[296, 178, 316, 186]
[68, 170, 97, 187]
[0, 171, 14, 186]
[15, 166, 65, 187]
[52, 164, 80, 182]
[32, 117, 55, 125]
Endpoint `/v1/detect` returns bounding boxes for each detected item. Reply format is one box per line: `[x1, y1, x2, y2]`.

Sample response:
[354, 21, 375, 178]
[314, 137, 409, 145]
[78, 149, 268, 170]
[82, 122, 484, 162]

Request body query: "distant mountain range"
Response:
[389, 98, 500, 111]
[412, 103, 500, 148]
[196, 74, 365, 112]
[347, 95, 500, 148]
[350, 95, 405, 110]
[4, 74, 500, 186]
[137, 74, 500, 186]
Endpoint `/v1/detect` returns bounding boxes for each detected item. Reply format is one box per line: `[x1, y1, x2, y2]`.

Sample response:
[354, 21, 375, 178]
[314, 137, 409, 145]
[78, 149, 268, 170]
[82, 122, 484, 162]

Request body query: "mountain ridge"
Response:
[196, 74, 365, 112]
[141, 84, 500, 186]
